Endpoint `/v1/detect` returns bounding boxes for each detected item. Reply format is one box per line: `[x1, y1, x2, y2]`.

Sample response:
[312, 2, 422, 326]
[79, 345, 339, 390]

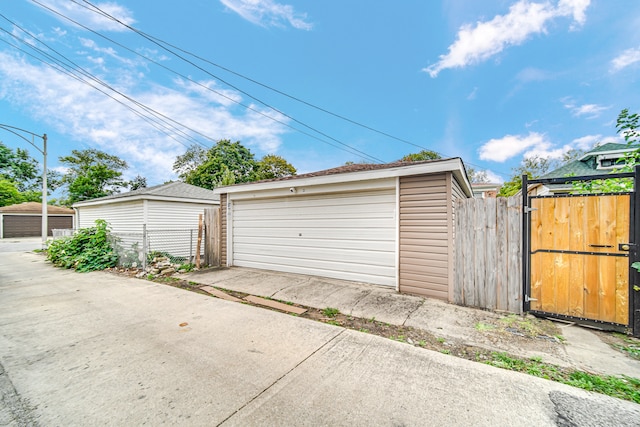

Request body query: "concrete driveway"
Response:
[1, 251, 639, 426]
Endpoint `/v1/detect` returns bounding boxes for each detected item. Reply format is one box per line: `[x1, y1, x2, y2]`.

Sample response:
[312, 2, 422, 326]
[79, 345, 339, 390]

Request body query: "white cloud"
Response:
[478, 132, 550, 162]
[424, 0, 591, 77]
[0, 51, 290, 184]
[611, 47, 640, 72]
[35, 0, 136, 32]
[562, 98, 610, 118]
[484, 170, 504, 184]
[220, 0, 313, 30]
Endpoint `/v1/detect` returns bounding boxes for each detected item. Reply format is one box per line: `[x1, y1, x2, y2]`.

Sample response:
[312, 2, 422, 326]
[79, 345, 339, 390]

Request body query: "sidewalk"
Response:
[183, 266, 640, 379]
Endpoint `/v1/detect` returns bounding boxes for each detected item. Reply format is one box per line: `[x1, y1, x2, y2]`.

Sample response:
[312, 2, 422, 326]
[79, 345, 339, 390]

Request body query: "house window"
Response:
[598, 156, 623, 169]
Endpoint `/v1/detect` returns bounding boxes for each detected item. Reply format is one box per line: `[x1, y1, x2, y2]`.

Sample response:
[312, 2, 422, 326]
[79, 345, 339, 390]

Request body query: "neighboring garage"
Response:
[215, 159, 473, 300]
[0, 202, 74, 238]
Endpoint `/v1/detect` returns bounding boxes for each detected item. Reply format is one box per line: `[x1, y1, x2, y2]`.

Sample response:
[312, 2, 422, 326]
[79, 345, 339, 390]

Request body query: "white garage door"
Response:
[231, 189, 397, 286]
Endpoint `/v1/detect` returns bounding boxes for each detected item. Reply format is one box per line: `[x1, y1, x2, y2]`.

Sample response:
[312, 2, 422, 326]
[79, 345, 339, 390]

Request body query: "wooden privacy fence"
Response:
[454, 197, 522, 313]
[204, 207, 221, 267]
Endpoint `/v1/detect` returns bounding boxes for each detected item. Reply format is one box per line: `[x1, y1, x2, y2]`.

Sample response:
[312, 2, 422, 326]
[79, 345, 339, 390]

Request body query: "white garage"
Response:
[232, 186, 396, 286]
[216, 159, 473, 299]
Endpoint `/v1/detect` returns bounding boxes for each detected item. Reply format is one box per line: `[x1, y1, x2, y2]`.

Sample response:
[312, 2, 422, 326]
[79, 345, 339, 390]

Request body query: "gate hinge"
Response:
[525, 295, 538, 302]
[523, 207, 537, 213]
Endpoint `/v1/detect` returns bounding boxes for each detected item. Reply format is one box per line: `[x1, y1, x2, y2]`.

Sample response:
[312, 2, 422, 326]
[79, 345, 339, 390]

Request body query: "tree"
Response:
[255, 154, 297, 180]
[498, 155, 558, 197]
[466, 167, 490, 183]
[0, 179, 24, 207]
[173, 140, 296, 189]
[59, 149, 129, 204]
[129, 175, 147, 191]
[400, 150, 442, 162]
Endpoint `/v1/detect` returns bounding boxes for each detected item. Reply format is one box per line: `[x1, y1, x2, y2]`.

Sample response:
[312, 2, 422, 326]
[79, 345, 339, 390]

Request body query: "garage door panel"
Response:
[233, 227, 394, 241]
[234, 243, 394, 265]
[232, 190, 396, 287]
[234, 236, 396, 252]
[233, 254, 395, 281]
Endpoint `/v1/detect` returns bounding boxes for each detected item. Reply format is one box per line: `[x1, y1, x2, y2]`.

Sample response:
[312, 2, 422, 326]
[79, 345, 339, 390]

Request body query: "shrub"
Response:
[47, 219, 118, 272]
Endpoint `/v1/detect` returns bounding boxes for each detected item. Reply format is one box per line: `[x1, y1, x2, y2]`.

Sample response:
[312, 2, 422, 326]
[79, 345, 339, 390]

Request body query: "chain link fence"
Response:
[111, 227, 205, 269]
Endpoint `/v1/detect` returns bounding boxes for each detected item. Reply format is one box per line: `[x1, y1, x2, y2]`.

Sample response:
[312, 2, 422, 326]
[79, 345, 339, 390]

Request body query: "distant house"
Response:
[0, 202, 74, 238]
[528, 143, 637, 195]
[471, 183, 501, 198]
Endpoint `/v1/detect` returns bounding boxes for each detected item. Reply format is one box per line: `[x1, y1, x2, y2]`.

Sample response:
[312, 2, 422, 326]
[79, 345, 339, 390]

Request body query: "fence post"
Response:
[142, 224, 147, 270]
[190, 229, 194, 264]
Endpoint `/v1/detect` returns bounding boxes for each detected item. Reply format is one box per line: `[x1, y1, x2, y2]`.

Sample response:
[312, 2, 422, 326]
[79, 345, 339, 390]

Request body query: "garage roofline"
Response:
[215, 157, 473, 198]
[72, 195, 220, 208]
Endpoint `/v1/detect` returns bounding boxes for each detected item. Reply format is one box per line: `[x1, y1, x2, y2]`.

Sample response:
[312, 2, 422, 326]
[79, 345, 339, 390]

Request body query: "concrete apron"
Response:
[184, 266, 640, 379]
[2, 252, 639, 426]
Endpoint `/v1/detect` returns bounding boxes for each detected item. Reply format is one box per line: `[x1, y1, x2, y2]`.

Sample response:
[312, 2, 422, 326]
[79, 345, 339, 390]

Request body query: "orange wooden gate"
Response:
[528, 193, 631, 326]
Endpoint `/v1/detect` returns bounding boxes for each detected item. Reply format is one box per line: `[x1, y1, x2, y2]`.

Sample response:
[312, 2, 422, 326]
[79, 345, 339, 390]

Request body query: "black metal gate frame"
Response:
[522, 167, 640, 337]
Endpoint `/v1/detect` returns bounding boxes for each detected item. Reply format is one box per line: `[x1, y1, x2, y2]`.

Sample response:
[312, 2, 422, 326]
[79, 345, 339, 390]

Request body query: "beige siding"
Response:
[399, 173, 452, 300]
[220, 193, 227, 266]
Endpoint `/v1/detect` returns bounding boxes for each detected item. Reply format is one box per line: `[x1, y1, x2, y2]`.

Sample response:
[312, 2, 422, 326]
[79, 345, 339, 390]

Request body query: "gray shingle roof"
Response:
[73, 182, 219, 206]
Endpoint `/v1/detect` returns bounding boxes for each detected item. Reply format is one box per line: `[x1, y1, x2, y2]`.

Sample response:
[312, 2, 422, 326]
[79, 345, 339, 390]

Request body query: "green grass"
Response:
[485, 352, 640, 404]
[612, 333, 640, 360]
[322, 307, 340, 318]
[474, 322, 496, 332]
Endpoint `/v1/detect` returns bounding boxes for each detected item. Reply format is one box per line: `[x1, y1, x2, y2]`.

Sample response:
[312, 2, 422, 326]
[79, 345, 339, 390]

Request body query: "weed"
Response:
[177, 263, 196, 273]
[611, 333, 640, 360]
[46, 219, 118, 272]
[418, 340, 427, 347]
[485, 352, 640, 404]
[475, 322, 496, 332]
[440, 349, 451, 355]
[326, 320, 341, 326]
[322, 307, 340, 318]
[358, 328, 370, 333]
[437, 337, 446, 343]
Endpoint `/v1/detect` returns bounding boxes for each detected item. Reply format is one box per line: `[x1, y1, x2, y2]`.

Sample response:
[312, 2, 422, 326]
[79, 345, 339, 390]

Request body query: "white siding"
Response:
[231, 188, 397, 286]
[146, 200, 210, 230]
[77, 201, 144, 233]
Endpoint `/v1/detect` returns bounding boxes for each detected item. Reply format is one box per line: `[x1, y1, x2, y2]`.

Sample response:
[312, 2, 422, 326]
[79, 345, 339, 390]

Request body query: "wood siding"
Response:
[230, 188, 396, 286]
[399, 173, 451, 299]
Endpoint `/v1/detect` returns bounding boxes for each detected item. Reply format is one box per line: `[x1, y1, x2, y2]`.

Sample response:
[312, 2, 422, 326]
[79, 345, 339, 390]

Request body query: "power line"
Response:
[73, 0, 385, 164]
[26, 0, 382, 162]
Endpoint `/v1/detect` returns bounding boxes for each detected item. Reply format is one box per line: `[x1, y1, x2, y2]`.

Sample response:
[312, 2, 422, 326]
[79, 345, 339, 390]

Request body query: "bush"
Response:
[47, 219, 118, 272]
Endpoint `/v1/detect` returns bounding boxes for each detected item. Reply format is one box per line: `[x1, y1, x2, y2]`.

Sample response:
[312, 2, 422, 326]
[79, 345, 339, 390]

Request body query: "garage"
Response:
[232, 187, 396, 286]
[0, 202, 74, 238]
[216, 159, 473, 299]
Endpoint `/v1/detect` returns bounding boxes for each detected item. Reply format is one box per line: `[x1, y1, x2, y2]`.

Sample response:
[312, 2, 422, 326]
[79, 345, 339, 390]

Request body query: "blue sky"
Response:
[1, 0, 639, 189]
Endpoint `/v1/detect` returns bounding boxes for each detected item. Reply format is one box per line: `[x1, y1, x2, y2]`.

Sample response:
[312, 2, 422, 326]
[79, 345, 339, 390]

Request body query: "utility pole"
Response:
[41, 134, 48, 249]
[0, 125, 48, 248]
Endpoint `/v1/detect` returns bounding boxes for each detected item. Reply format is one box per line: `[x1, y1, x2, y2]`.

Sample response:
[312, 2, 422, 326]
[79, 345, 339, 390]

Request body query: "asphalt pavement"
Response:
[1, 245, 639, 425]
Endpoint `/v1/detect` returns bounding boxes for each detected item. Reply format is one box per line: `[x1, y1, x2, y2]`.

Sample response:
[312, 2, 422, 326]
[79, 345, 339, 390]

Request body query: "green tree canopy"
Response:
[0, 179, 25, 207]
[498, 156, 558, 197]
[59, 149, 129, 204]
[129, 175, 147, 191]
[255, 154, 297, 180]
[173, 140, 296, 189]
[400, 150, 442, 162]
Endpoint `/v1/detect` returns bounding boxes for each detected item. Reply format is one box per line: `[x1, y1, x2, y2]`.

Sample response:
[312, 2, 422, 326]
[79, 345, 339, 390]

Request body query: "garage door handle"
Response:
[588, 244, 613, 248]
